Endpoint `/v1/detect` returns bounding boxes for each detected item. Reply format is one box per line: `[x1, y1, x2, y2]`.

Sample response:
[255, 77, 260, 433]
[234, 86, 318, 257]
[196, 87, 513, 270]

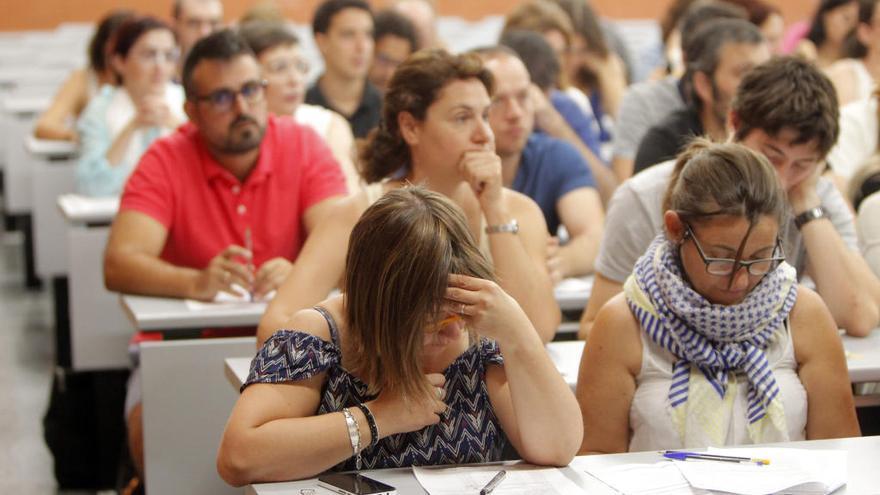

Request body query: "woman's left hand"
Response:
[458, 150, 504, 212]
[444, 273, 536, 347]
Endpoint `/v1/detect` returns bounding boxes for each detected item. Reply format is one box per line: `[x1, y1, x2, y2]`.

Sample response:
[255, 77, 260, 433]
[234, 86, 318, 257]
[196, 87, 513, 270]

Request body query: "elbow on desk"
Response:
[838, 297, 879, 338]
[216, 438, 256, 488]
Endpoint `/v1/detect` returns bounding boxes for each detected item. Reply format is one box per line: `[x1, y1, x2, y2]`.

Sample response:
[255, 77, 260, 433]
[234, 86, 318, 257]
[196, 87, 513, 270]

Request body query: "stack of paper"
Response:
[582, 448, 846, 495]
[413, 463, 583, 495]
[674, 447, 846, 495]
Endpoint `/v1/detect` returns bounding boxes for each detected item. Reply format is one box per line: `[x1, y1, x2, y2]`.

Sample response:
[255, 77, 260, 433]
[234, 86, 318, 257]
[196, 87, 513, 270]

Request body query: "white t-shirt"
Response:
[826, 96, 877, 179]
[857, 191, 880, 278]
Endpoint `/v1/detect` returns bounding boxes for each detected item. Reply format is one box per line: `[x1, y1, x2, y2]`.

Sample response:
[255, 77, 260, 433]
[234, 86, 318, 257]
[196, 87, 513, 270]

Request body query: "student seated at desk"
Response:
[33, 10, 134, 142]
[76, 16, 186, 197]
[103, 29, 347, 490]
[238, 20, 361, 192]
[576, 141, 860, 454]
[258, 49, 561, 346]
[217, 187, 582, 484]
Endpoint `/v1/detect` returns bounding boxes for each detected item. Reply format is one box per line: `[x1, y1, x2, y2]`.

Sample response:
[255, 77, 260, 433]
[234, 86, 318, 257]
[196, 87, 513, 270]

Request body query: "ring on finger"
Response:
[458, 302, 465, 315]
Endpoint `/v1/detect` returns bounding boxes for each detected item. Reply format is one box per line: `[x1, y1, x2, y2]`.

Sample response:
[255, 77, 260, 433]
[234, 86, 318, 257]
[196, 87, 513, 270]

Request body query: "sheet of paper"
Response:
[413, 463, 584, 495]
[184, 286, 275, 310]
[674, 447, 846, 495]
[584, 461, 699, 495]
[555, 277, 593, 293]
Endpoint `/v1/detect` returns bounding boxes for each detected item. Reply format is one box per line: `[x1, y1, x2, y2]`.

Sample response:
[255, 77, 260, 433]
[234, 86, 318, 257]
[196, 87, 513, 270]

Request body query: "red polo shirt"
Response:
[120, 115, 347, 269]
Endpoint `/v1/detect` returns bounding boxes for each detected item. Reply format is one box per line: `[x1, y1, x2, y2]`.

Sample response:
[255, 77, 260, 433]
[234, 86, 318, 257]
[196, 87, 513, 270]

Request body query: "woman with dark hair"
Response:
[218, 187, 581, 485]
[33, 10, 135, 141]
[788, 0, 860, 67]
[826, 0, 880, 105]
[258, 49, 561, 345]
[576, 140, 860, 453]
[76, 15, 185, 197]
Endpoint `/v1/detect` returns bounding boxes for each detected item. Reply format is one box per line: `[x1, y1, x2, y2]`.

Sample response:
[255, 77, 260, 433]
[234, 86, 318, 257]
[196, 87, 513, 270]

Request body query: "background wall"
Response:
[1, 0, 816, 32]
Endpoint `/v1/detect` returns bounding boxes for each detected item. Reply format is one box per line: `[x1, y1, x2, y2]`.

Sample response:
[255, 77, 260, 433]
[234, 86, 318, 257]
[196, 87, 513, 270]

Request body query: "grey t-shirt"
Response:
[611, 76, 685, 161]
[596, 160, 859, 283]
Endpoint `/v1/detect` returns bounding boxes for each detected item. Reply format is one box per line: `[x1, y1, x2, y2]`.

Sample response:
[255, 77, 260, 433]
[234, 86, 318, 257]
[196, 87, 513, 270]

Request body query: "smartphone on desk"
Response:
[317, 473, 397, 495]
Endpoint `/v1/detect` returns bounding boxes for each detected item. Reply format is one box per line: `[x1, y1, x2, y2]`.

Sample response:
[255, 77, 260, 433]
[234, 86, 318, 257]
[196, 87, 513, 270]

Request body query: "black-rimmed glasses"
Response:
[191, 79, 267, 112]
[684, 225, 785, 276]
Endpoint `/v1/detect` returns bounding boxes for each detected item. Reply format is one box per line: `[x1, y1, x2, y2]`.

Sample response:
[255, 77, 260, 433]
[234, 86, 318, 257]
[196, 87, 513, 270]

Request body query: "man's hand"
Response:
[190, 245, 253, 301]
[253, 257, 293, 299]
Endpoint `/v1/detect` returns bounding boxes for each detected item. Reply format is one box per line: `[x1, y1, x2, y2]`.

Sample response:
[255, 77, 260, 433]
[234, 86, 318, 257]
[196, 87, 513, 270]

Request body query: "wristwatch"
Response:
[485, 219, 519, 234]
[794, 206, 826, 230]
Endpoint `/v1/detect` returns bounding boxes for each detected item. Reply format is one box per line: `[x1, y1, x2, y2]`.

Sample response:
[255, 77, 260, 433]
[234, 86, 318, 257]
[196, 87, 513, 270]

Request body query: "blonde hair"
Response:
[343, 186, 494, 401]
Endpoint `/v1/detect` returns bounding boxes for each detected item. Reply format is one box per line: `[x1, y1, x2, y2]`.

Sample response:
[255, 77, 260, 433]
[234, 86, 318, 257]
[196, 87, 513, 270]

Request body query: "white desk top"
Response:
[842, 330, 880, 383]
[57, 194, 118, 224]
[1, 95, 49, 115]
[25, 134, 78, 158]
[554, 276, 593, 312]
[120, 294, 268, 332]
[247, 435, 880, 494]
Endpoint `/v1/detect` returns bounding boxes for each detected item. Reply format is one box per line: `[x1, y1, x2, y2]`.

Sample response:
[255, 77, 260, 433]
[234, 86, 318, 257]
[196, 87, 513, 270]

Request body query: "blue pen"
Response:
[662, 450, 770, 465]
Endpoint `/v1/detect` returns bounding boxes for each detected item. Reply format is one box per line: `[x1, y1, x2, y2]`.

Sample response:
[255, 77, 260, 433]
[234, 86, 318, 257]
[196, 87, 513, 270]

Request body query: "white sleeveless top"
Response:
[838, 59, 876, 102]
[628, 321, 808, 451]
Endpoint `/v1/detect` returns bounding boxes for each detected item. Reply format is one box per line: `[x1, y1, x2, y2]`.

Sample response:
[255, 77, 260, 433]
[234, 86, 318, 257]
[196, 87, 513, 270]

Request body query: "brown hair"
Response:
[663, 138, 788, 228]
[360, 49, 493, 183]
[343, 186, 495, 401]
[502, 1, 574, 48]
[732, 56, 839, 158]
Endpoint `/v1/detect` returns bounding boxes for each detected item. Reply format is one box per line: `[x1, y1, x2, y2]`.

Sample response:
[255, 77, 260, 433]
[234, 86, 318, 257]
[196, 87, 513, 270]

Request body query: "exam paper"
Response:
[184, 286, 275, 310]
[584, 462, 700, 495]
[412, 463, 583, 495]
[673, 447, 847, 495]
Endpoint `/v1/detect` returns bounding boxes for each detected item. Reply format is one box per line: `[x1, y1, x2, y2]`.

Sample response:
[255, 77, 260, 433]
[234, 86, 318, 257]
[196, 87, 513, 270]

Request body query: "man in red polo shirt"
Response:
[103, 30, 346, 489]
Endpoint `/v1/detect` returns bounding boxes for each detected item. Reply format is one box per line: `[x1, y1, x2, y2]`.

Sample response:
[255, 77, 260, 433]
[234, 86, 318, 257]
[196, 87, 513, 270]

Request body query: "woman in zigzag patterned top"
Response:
[217, 186, 582, 485]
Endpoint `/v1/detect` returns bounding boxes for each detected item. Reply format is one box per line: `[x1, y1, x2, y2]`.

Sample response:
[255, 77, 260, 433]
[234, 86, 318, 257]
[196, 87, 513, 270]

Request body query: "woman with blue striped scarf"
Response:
[576, 139, 860, 453]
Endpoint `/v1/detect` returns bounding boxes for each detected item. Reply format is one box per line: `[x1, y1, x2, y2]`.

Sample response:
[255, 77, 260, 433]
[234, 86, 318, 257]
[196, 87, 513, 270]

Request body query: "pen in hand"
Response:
[244, 227, 255, 302]
[479, 469, 506, 495]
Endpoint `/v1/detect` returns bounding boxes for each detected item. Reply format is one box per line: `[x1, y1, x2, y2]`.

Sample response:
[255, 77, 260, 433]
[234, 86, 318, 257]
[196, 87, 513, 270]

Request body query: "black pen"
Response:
[479, 469, 507, 495]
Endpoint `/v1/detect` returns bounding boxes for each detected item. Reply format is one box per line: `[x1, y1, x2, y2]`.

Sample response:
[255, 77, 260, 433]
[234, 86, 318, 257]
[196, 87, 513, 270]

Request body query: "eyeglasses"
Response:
[684, 225, 785, 276]
[264, 57, 310, 77]
[427, 314, 461, 334]
[133, 48, 180, 65]
[191, 79, 267, 112]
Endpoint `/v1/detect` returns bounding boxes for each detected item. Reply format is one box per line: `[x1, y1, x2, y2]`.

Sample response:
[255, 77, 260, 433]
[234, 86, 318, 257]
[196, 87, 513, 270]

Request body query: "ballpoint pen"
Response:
[479, 469, 507, 495]
[662, 450, 770, 465]
[244, 227, 255, 302]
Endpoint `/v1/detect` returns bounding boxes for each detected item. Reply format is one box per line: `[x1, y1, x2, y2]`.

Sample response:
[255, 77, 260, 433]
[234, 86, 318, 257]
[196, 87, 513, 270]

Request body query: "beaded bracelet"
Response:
[355, 403, 379, 449]
[341, 408, 362, 469]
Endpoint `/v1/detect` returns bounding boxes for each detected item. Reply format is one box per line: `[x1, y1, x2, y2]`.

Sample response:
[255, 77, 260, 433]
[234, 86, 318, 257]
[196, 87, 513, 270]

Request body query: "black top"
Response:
[305, 78, 382, 139]
[633, 106, 704, 175]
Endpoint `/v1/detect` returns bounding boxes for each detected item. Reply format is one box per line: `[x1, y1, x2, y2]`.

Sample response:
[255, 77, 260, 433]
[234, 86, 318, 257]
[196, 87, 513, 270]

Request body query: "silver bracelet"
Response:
[342, 408, 362, 469]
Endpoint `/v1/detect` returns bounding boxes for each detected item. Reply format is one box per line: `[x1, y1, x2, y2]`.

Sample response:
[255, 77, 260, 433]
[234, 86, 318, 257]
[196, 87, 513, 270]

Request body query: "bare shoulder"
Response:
[276, 295, 344, 344]
[789, 286, 841, 360]
[588, 293, 642, 374]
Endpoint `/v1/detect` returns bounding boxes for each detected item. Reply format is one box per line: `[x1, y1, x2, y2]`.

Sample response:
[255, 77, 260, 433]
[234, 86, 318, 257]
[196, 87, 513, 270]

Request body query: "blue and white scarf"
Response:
[624, 235, 798, 445]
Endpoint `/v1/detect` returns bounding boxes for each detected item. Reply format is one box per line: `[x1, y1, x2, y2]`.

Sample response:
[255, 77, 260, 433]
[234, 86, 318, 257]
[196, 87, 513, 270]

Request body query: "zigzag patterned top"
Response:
[243, 306, 509, 471]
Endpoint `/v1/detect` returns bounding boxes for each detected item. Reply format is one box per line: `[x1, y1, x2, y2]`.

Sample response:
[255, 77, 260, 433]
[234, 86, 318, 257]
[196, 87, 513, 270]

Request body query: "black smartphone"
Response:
[316, 473, 397, 495]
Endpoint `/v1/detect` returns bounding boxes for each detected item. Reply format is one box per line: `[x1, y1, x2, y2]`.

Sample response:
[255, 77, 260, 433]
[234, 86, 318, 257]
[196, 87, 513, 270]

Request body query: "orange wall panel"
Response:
[1, 0, 818, 32]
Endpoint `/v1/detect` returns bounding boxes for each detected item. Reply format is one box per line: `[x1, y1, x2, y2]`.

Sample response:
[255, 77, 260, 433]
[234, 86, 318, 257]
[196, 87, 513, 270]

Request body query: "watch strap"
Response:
[794, 206, 826, 230]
